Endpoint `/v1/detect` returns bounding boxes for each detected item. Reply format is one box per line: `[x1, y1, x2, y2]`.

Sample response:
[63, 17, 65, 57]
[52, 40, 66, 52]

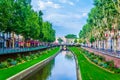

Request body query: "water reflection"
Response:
[23, 51, 77, 80]
[65, 51, 74, 61]
[24, 59, 55, 80]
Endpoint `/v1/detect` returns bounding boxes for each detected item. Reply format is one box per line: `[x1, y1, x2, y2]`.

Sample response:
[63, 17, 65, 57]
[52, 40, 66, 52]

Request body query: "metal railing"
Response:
[0, 46, 48, 55]
[83, 46, 120, 58]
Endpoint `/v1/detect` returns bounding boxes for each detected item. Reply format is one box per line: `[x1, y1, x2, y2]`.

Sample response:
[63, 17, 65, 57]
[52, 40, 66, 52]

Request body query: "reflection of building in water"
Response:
[24, 59, 55, 80]
[62, 51, 67, 55]
[65, 51, 73, 61]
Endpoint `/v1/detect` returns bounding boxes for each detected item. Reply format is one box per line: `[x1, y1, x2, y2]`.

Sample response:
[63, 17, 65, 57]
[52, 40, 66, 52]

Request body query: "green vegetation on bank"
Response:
[69, 47, 120, 80]
[83, 50, 120, 73]
[0, 47, 60, 80]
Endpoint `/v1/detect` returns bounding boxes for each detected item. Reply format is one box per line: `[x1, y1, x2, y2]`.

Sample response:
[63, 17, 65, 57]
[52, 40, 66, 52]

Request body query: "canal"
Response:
[23, 51, 77, 80]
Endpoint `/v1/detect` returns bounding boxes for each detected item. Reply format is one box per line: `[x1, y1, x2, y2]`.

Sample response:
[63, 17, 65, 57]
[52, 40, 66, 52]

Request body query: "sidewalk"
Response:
[82, 47, 120, 58]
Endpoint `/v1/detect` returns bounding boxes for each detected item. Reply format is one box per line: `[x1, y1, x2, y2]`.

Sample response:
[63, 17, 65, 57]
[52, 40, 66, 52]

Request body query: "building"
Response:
[0, 32, 12, 48]
[66, 38, 75, 45]
[0, 32, 24, 48]
[55, 37, 67, 45]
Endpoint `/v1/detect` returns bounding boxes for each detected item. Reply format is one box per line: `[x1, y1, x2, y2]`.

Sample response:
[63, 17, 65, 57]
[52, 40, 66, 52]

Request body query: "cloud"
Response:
[82, 13, 88, 17]
[32, 0, 62, 11]
[69, 2, 74, 6]
[59, 0, 75, 6]
[43, 12, 87, 30]
[31, 0, 93, 36]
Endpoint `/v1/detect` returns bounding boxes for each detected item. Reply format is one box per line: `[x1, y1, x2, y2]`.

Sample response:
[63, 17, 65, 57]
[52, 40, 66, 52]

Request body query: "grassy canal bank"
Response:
[0, 47, 60, 80]
[69, 47, 120, 80]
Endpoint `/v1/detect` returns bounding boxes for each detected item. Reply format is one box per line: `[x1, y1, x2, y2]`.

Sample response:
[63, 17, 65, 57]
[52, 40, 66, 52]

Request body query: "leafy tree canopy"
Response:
[65, 34, 77, 39]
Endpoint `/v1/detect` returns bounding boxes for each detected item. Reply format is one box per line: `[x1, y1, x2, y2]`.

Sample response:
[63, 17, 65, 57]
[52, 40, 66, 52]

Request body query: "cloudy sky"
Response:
[31, 0, 94, 37]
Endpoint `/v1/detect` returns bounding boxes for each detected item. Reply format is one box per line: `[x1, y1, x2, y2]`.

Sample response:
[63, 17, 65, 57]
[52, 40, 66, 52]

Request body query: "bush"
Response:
[17, 54, 21, 58]
[16, 57, 22, 63]
[98, 56, 105, 61]
[35, 54, 40, 57]
[91, 53, 94, 55]
[7, 58, 13, 63]
[90, 55, 97, 60]
[10, 60, 17, 65]
[93, 59, 98, 64]
[83, 49, 119, 72]
[45, 51, 48, 54]
[99, 62, 104, 66]
[89, 56, 93, 60]
[48, 50, 51, 52]
[0, 62, 8, 69]
[114, 68, 120, 73]
[86, 54, 91, 57]
[102, 63, 108, 68]
[30, 54, 35, 59]
[23, 56, 31, 61]
[98, 62, 107, 68]
[106, 61, 114, 68]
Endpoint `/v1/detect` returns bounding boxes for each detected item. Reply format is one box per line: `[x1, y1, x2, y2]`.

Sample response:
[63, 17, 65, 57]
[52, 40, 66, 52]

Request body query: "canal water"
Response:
[23, 51, 77, 80]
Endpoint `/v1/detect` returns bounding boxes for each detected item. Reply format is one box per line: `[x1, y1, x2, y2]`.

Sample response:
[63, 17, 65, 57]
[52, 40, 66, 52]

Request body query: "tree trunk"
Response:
[98, 41, 100, 50]
[3, 33, 5, 49]
[102, 40, 104, 50]
[105, 39, 108, 50]
[12, 32, 15, 48]
[113, 38, 117, 53]
[97, 40, 99, 49]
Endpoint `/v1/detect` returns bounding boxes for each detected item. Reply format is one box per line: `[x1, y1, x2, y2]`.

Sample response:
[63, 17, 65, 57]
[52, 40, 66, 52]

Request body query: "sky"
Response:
[31, 0, 94, 37]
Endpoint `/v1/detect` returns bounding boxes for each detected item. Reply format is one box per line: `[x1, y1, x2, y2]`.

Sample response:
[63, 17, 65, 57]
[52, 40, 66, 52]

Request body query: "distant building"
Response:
[66, 38, 75, 45]
[55, 36, 79, 45]
[55, 37, 66, 44]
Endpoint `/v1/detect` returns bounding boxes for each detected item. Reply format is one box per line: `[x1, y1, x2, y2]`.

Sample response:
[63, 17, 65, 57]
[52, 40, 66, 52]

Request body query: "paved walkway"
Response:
[82, 47, 120, 67]
[83, 47, 120, 58]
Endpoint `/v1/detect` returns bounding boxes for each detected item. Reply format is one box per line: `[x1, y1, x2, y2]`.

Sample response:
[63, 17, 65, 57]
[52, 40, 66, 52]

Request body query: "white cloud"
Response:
[82, 13, 88, 17]
[32, 0, 62, 10]
[43, 12, 87, 30]
[69, 2, 74, 6]
[59, 0, 75, 6]
[31, 0, 92, 36]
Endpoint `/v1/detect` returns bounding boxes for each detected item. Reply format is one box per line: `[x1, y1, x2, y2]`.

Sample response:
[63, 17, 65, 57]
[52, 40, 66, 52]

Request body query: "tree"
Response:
[79, 0, 120, 52]
[74, 39, 77, 43]
[0, 0, 56, 48]
[65, 34, 77, 39]
[42, 21, 55, 42]
[57, 38, 63, 44]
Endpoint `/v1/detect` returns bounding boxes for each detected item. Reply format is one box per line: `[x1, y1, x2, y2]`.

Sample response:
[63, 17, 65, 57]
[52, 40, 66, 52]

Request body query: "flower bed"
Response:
[0, 47, 60, 80]
[0, 48, 58, 70]
[82, 49, 120, 73]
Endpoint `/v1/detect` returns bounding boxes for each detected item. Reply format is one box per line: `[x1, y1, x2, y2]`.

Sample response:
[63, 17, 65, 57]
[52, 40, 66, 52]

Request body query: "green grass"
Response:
[69, 47, 120, 80]
[0, 47, 60, 80]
